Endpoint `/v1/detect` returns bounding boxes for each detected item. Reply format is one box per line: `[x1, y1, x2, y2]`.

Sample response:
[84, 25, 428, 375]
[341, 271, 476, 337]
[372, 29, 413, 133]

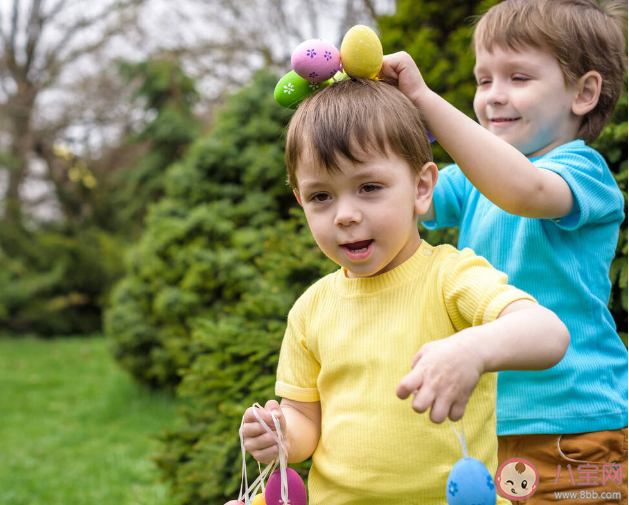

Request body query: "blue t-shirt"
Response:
[424, 139, 628, 435]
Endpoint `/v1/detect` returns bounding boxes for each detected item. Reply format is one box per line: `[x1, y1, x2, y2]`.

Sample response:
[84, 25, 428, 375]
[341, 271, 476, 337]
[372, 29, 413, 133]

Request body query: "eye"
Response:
[476, 78, 491, 86]
[521, 480, 528, 489]
[361, 184, 381, 193]
[310, 192, 330, 202]
[512, 75, 529, 82]
[506, 480, 514, 485]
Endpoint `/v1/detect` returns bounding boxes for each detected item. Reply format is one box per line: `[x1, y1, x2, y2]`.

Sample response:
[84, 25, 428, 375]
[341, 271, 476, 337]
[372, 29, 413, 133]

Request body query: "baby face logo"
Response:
[496, 458, 539, 501]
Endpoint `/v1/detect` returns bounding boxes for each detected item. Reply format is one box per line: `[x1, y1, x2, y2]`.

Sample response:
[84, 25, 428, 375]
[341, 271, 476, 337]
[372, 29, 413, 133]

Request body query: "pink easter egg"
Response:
[264, 468, 307, 505]
[291, 38, 340, 83]
[224, 501, 245, 505]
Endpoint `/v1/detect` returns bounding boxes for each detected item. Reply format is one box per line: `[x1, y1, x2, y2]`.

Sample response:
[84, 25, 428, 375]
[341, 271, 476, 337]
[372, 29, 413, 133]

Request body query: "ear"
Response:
[293, 189, 303, 207]
[414, 161, 438, 215]
[572, 70, 602, 117]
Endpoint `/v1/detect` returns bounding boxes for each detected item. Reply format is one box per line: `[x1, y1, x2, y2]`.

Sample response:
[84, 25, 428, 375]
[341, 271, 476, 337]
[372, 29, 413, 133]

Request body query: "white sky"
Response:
[0, 0, 396, 221]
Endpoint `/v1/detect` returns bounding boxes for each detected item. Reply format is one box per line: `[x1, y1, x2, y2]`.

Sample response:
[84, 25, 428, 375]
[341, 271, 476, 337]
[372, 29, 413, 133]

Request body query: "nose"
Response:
[485, 81, 508, 106]
[334, 197, 361, 227]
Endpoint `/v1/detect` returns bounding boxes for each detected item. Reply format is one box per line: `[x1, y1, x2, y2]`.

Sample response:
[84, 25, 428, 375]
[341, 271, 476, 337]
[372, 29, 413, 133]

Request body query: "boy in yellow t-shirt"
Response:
[240, 78, 569, 504]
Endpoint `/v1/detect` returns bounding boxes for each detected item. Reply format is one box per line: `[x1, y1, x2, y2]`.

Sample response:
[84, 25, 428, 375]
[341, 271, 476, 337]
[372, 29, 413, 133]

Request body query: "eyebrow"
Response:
[474, 59, 544, 75]
[298, 166, 390, 192]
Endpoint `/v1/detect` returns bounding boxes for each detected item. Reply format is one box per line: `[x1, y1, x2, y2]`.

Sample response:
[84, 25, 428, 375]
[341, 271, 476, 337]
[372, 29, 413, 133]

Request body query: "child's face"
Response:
[473, 44, 581, 158]
[294, 149, 435, 278]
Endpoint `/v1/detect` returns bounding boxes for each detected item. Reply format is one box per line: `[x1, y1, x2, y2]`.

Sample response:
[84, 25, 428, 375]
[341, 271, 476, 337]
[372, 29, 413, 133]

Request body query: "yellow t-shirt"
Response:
[276, 241, 533, 505]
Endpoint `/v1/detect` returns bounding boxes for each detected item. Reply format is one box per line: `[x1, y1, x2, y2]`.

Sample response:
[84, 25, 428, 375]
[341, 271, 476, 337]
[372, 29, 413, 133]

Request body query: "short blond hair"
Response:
[473, 0, 627, 142]
[285, 79, 432, 190]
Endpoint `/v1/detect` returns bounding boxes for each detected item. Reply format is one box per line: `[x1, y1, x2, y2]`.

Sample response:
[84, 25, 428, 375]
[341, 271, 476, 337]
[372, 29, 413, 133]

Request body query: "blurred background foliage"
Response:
[0, 0, 626, 504]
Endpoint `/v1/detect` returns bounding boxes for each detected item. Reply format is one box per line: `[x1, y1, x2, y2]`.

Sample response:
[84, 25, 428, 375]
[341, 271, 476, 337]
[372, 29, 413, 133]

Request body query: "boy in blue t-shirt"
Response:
[378, 0, 627, 502]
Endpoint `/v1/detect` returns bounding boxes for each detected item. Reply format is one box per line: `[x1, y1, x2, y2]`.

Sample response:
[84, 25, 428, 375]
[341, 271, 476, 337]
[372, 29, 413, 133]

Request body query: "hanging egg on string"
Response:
[445, 420, 496, 505]
[446, 457, 496, 505]
[223, 501, 245, 505]
[291, 38, 341, 83]
[264, 468, 307, 505]
[339, 25, 383, 79]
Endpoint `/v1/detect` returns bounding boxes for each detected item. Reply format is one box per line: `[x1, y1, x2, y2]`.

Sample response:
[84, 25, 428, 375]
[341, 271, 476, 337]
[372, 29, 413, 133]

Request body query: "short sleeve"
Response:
[275, 311, 321, 402]
[534, 145, 625, 231]
[423, 164, 469, 230]
[442, 249, 537, 331]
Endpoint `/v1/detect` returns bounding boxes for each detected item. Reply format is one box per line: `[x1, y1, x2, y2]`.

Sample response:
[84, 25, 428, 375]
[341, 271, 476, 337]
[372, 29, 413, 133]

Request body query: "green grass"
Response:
[0, 336, 179, 505]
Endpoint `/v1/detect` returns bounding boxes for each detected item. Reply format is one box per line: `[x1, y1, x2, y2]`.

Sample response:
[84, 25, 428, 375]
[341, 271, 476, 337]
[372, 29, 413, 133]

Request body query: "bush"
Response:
[155, 212, 334, 503]
[105, 70, 296, 391]
[0, 223, 125, 336]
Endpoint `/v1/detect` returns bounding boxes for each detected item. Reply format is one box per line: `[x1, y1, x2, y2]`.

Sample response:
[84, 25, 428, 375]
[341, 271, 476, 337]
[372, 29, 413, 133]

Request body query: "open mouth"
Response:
[340, 239, 374, 260]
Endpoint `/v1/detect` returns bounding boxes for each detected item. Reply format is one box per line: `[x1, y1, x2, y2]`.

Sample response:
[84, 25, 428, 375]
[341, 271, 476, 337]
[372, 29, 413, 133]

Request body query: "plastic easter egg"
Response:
[340, 25, 383, 79]
[446, 457, 496, 505]
[224, 501, 245, 505]
[291, 38, 341, 83]
[274, 70, 331, 109]
[251, 493, 266, 505]
[265, 468, 307, 505]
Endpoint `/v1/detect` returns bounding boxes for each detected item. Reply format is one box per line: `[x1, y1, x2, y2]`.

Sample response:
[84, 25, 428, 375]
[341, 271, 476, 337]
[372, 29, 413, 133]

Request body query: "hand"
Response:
[378, 51, 430, 105]
[241, 400, 290, 464]
[396, 331, 485, 423]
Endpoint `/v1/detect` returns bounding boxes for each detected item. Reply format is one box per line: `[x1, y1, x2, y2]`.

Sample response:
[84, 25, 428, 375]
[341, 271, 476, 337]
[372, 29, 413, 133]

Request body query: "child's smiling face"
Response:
[473, 44, 582, 158]
[294, 148, 435, 278]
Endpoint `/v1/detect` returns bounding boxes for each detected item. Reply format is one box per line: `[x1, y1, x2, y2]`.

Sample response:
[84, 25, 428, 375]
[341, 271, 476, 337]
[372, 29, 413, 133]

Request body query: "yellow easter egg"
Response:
[251, 493, 266, 505]
[340, 25, 383, 79]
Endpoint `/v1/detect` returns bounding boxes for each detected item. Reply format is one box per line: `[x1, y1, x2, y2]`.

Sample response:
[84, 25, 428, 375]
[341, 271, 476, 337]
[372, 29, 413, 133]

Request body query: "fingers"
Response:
[241, 403, 285, 464]
[411, 385, 436, 416]
[448, 400, 468, 422]
[410, 387, 467, 424]
[411, 347, 425, 368]
[379, 52, 415, 80]
[396, 367, 424, 399]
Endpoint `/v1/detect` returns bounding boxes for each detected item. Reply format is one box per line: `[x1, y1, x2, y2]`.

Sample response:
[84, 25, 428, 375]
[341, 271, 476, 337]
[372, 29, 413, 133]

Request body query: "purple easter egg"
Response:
[265, 468, 307, 505]
[291, 38, 340, 83]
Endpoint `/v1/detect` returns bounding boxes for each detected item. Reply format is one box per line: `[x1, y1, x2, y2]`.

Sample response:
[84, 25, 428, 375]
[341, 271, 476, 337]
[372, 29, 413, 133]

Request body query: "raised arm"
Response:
[396, 299, 569, 423]
[379, 52, 578, 219]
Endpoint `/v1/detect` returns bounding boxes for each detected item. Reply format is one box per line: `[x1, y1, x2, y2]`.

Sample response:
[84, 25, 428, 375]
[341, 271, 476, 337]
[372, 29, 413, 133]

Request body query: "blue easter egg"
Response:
[446, 457, 496, 505]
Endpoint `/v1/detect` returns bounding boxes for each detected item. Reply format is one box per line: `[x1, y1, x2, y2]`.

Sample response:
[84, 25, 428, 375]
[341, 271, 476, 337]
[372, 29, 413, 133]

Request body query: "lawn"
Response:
[0, 336, 179, 505]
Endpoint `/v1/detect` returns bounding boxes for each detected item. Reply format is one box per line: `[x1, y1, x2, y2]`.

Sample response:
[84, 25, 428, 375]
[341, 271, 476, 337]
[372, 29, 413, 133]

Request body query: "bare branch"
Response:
[45, 0, 143, 64]
[5, 0, 20, 72]
[25, 0, 44, 71]
[43, 0, 70, 23]
[0, 7, 10, 51]
[10, 0, 19, 53]
[361, 0, 378, 20]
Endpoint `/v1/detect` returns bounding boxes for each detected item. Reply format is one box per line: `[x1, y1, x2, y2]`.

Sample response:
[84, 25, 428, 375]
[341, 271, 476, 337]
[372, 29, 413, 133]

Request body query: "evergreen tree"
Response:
[105, 70, 305, 390]
[0, 56, 201, 337]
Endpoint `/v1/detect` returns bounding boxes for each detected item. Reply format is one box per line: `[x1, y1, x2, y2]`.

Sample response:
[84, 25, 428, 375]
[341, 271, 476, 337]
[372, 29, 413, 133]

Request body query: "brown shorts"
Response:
[497, 428, 628, 504]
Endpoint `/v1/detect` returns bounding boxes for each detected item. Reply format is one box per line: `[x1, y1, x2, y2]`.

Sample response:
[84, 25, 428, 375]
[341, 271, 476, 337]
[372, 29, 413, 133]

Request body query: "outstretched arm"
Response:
[396, 299, 569, 423]
[379, 52, 575, 219]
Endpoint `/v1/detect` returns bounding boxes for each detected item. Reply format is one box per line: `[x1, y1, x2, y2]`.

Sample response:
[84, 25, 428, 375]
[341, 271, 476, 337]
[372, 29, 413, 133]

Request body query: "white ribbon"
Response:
[237, 403, 290, 505]
[447, 419, 468, 459]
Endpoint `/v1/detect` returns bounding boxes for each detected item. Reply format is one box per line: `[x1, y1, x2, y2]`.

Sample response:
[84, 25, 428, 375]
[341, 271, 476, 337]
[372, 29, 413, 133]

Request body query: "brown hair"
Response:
[285, 78, 432, 190]
[473, 0, 627, 142]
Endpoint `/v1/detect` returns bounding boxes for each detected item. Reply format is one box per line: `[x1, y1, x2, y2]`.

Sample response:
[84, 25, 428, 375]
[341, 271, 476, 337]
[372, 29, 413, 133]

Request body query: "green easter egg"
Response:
[274, 70, 331, 109]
